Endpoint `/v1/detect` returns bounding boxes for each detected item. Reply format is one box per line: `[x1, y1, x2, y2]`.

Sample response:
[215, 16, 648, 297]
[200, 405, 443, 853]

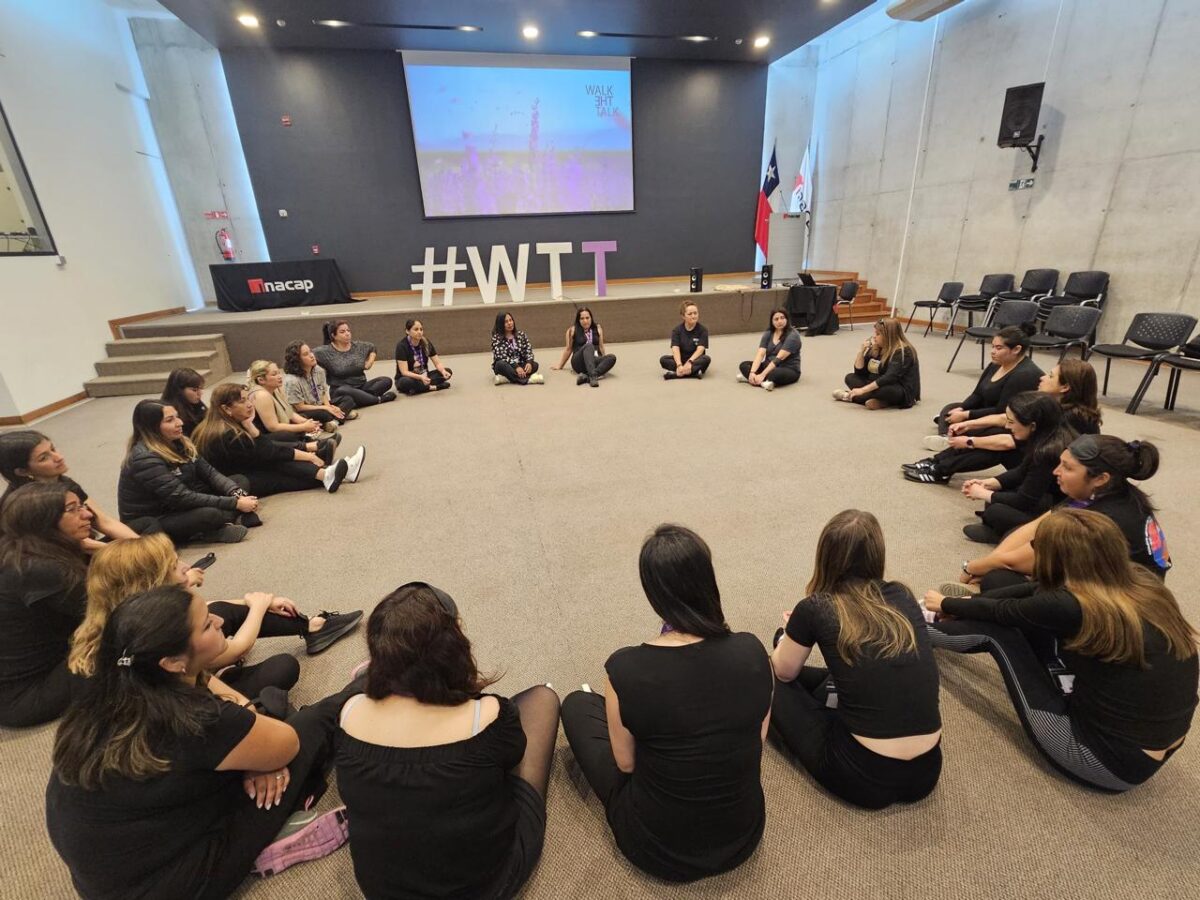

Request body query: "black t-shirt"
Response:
[1069, 490, 1171, 578]
[395, 338, 438, 376]
[785, 582, 941, 738]
[962, 357, 1043, 420]
[670, 323, 710, 359]
[46, 699, 255, 900]
[604, 632, 772, 881]
[0, 561, 87, 686]
[335, 695, 525, 899]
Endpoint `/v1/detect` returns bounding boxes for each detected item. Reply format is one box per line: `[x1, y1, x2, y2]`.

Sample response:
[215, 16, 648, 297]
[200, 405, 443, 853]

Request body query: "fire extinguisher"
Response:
[215, 228, 235, 261]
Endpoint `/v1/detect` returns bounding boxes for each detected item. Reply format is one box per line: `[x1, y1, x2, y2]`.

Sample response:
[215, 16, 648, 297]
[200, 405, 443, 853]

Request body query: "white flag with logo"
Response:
[789, 146, 813, 219]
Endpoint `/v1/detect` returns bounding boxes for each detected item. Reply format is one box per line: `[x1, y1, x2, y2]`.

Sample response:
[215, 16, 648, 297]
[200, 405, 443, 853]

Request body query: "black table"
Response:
[211, 260, 354, 312]
[786, 284, 838, 336]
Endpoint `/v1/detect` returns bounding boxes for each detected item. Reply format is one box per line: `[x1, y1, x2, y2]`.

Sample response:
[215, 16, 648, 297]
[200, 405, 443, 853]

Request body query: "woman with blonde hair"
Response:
[247, 359, 339, 443]
[924, 508, 1197, 791]
[771, 509, 942, 808]
[833, 317, 920, 409]
[194, 384, 364, 496]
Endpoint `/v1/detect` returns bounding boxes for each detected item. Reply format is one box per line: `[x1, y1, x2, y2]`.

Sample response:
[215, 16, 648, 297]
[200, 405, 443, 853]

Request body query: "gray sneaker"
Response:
[212, 523, 248, 543]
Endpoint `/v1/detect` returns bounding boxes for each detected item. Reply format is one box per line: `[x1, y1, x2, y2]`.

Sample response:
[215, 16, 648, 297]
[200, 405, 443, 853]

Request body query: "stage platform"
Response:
[124, 273, 793, 369]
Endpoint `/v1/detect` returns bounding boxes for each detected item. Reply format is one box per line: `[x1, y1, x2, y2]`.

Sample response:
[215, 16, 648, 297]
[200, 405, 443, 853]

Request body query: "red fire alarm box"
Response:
[311, 244, 320, 255]
[281, 115, 292, 127]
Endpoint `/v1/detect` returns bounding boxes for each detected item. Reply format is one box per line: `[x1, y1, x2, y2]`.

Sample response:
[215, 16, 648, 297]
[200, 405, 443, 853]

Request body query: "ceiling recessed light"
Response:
[315, 19, 351, 28]
[578, 30, 597, 38]
[458, 25, 481, 32]
[236, 14, 259, 28]
[522, 24, 539, 39]
[753, 35, 771, 49]
[682, 35, 713, 43]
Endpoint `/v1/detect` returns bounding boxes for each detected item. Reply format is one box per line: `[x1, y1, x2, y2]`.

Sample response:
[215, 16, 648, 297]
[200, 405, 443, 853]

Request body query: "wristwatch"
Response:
[961, 560, 971, 575]
[966, 437, 975, 448]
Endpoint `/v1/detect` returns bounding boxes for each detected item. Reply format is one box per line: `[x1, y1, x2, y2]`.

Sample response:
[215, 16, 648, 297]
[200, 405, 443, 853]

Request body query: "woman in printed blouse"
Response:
[491, 313, 543, 385]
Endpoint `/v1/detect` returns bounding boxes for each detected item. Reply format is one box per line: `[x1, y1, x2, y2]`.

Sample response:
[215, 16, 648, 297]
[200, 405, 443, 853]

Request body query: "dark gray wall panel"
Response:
[221, 50, 766, 291]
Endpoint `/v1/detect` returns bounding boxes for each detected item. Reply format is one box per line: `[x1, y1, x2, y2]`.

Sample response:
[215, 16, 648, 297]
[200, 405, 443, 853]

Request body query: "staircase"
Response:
[809, 270, 892, 324]
[85, 334, 233, 398]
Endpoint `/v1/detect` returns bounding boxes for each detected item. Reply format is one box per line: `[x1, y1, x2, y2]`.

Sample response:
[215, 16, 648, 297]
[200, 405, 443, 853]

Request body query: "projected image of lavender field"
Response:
[403, 57, 634, 217]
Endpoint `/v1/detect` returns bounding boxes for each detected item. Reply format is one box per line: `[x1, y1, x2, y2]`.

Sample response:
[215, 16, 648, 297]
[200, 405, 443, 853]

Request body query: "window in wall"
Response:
[0, 99, 56, 255]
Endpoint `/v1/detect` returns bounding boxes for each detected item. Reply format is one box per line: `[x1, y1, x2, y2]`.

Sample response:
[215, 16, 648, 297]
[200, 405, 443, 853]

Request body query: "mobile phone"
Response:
[189, 552, 217, 571]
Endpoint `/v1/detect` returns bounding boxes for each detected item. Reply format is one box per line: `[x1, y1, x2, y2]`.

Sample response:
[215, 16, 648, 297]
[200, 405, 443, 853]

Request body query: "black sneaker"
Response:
[589, 376, 599, 388]
[900, 458, 937, 472]
[694, 368, 704, 380]
[379, 392, 398, 403]
[963, 523, 1000, 544]
[576, 373, 588, 386]
[663, 372, 677, 380]
[904, 467, 950, 485]
[305, 610, 364, 655]
[254, 686, 291, 720]
[240, 512, 264, 528]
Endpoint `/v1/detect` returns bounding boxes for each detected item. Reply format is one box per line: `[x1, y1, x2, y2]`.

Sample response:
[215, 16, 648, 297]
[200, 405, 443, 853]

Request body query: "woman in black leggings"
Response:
[924, 508, 1197, 792]
[395, 318, 454, 395]
[553, 306, 616, 387]
[313, 319, 396, 407]
[0, 483, 90, 727]
[832, 317, 920, 409]
[335, 582, 559, 899]
[737, 308, 801, 391]
[771, 509, 942, 809]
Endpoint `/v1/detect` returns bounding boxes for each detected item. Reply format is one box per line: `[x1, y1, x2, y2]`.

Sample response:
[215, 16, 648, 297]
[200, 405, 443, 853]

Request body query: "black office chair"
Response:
[946, 274, 1015, 338]
[1027, 304, 1103, 362]
[993, 268, 1059, 304]
[1036, 271, 1109, 323]
[1089, 312, 1197, 396]
[946, 300, 1039, 372]
[834, 281, 860, 331]
[906, 282, 963, 337]
[1128, 337, 1200, 415]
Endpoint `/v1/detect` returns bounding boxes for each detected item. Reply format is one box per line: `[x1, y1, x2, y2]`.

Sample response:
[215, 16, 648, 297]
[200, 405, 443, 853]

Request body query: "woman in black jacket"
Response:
[193, 384, 365, 496]
[833, 317, 920, 409]
[117, 400, 259, 544]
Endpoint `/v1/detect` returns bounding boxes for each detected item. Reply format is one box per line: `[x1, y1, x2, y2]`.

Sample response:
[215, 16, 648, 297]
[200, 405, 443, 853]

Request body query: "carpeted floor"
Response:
[3, 328, 1199, 900]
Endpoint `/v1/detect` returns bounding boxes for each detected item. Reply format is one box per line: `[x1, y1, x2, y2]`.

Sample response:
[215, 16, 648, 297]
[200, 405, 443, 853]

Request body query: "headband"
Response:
[397, 581, 459, 618]
[1068, 435, 1143, 469]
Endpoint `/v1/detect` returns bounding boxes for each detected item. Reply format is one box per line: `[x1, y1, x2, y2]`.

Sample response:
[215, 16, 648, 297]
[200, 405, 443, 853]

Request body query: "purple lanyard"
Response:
[306, 373, 321, 402]
[584, 328, 595, 345]
[410, 340, 426, 369]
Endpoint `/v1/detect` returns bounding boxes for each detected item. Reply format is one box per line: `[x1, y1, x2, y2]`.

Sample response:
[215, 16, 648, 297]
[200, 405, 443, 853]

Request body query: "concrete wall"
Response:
[769, 0, 1200, 342]
[0, 0, 199, 419]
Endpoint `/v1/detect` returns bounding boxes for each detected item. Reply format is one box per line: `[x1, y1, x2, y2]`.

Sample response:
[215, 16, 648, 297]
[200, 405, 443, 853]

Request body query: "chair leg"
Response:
[1126, 359, 1160, 415]
[1102, 357, 1111, 396]
[979, 340, 985, 369]
[945, 309, 958, 339]
[947, 330, 969, 372]
[1167, 367, 1181, 411]
[905, 308, 916, 333]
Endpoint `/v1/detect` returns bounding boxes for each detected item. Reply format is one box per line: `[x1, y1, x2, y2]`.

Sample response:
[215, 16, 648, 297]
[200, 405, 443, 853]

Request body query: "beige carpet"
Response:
[3, 329, 1199, 900]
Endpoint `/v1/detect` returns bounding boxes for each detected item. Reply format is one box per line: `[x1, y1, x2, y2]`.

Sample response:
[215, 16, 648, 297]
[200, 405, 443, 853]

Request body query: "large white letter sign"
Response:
[581, 240, 617, 296]
[466, 244, 530, 304]
[410, 246, 467, 307]
[535, 242, 573, 299]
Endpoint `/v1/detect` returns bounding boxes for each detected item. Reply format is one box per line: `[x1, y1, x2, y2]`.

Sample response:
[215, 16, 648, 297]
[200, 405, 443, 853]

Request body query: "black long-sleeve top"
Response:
[959, 357, 1043, 420]
[118, 443, 241, 521]
[198, 429, 294, 477]
[856, 348, 921, 403]
[991, 448, 1064, 512]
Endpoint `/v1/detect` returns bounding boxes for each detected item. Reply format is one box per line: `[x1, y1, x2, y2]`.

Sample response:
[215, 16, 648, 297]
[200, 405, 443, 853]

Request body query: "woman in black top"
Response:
[0, 430, 137, 548]
[395, 318, 454, 395]
[959, 392, 1076, 543]
[561, 525, 773, 882]
[661, 300, 711, 380]
[193, 384, 365, 496]
[117, 400, 260, 545]
[46, 585, 356, 899]
[924, 509, 1197, 791]
[335, 582, 560, 899]
[314, 319, 396, 406]
[553, 306, 617, 387]
[491, 312, 542, 385]
[161, 368, 208, 438]
[738, 308, 802, 390]
[771, 509, 942, 809]
[833, 317, 920, 408]
[0, 483, 91, 727]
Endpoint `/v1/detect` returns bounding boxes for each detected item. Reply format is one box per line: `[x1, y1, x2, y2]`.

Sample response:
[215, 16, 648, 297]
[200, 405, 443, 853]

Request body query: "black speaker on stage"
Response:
[998, 82, 1044, 148]
[689, 267, 703, 293]
[760, 264, 773, 289]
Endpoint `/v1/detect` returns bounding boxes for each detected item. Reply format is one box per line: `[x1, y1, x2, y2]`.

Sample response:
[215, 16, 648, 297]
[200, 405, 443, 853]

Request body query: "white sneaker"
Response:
[322, 459, 349, 493]
[528, 373, 544, 384]
[735, 373, 749, 383]
[923, 435, 951, 452]
[494, 374, 506, 386]
[832, 389, 850, 401]
[762, 380, 775, 391]
[344, 446, 366, 483]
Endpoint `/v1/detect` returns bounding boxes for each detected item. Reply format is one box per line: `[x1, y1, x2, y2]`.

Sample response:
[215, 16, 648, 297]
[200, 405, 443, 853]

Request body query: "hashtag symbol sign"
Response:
[410, 246, 467, 307]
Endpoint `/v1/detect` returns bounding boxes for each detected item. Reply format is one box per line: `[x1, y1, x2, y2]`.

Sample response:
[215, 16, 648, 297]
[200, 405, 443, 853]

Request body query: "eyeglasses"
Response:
[63, 503, 88, 515]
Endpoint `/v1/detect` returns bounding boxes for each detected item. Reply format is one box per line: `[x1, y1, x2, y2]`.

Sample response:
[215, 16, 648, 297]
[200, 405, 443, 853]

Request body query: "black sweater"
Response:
[199, 429, 294, 476]
[992, 447, 1064, 513]
[960, 357, 1043, 420]
[857, 348, 921, 403]
[118, 443, 241, 521]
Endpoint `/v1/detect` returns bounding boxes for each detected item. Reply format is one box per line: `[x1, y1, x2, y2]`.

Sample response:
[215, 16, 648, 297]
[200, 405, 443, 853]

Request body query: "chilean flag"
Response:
[755, 146, 781, 257]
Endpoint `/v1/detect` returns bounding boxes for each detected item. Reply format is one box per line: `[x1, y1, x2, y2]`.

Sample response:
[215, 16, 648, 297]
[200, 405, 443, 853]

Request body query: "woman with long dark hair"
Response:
[833, 317, 920, 408]
[282, 339, 358, 425]
[47, 585, 356, 898]
[161, 368, 208, 438]
[0, 483, 91, 726]
[117, 400, 259, 544]
[395, 318, 454, 395]
[560, 525, 772, 882]
[335, 582, 559, 899]
[491, 312, 542, 385]
[313, 319, 395, 406]
[737, 308, 801, 390]
[552, 306, 617, 387]
[924, 509, 1197, 791]
[771, 510, 942, 808]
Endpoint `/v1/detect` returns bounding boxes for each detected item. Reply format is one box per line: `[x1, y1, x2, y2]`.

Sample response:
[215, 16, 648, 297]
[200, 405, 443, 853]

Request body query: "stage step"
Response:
[94, 350, 221, 377]
[85, 334, 232, 398]
[84, 369, 214, 399]
[105, 334, 228, 358]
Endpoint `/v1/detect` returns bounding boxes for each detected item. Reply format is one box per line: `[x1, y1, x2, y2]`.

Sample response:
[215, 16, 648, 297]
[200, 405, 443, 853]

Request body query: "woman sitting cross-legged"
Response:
[552, 306, 617, 387]
[395, 318, 454, 395]
[923, 508, 1197, 792]
[118, 400, 259, 545]
[956, 392, 1076, 544]
[193, 384, 365, 496]
[0, 483, 91, 727]
[314, 319, 396, 407]
[46, 585, 359, 900]
[832, 317, 920, 409]
[0, 430, 138, 549]
[660, 300, 711, 380]
[161, 367, 209, 439]
[491, 312, 543, 385]
[771, 509, 942, 809]
[336, 582, 559, 900]
[283, 340, 359, 427]
[247, 359, 340, 444]
[560, 525, 773, 882]
[737, 308, 801, 391]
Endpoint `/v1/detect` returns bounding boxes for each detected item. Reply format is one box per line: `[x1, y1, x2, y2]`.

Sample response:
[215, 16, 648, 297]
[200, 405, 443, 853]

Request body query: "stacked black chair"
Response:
[994, 268, 1059, 304]
[834, 281, 860, 331]
[946, 274, 1014, 338]
[1118, 327, 1200, 415]
[1027, 304, 1103, 362]
[906, 282, 963, 336]
[1036, 271, 1109, 323]
[1090, 312, 1197, 396]
[946, 300, 1039, 372]
[1160, 338, 1200, 412]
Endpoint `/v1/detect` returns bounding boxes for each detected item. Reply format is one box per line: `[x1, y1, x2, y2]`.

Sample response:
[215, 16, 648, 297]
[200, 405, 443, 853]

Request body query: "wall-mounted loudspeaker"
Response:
[760, 265, 773, 289]
[998, 82, 1045, 148]
[689, 267, 703, 293]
